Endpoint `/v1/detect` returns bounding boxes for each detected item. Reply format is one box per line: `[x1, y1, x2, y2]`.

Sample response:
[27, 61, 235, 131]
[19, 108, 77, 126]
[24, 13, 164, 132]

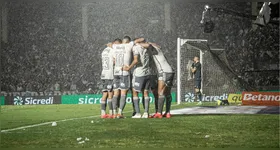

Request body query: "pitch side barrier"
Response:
[0, 92, 176, 105]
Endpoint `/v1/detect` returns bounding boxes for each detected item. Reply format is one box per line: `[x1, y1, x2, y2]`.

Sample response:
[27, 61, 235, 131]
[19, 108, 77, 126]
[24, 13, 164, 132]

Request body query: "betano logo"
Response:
[243, 93, 280, 101]
[242, 92, 280, 106]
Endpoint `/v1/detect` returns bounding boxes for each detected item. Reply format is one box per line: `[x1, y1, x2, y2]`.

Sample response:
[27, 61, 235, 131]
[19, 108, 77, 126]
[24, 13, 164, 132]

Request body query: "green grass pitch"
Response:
[1, 103, 279, 148]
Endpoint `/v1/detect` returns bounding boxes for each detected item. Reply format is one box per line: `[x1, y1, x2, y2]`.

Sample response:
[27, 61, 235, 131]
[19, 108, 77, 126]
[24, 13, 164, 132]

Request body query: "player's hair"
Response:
[123, 36, 131, 42]
[113, 38, 122, 43]
[194, 56, 200, 60]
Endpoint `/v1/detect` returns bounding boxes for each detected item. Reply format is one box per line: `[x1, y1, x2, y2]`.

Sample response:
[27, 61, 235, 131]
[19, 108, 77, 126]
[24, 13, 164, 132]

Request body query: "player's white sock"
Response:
[113, 109, 117, 115]
[118, 108, 123, 115]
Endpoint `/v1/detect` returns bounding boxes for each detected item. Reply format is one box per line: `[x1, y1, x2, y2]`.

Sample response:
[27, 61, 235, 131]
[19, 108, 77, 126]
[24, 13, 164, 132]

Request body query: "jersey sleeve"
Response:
[129, 41, 134, 46]
[112, 44, 117, 50]
[132, 46, 140, 56]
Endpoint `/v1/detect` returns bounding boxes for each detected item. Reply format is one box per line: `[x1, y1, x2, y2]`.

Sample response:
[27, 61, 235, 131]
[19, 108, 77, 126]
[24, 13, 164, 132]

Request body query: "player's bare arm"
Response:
[134, 37, 145, 43]
[122, 55, 138, 71]
[191, 67, 196, 73]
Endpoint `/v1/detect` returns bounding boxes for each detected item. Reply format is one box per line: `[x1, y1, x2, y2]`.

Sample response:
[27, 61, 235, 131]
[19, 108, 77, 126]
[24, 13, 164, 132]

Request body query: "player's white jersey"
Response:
[133, 44, 151, 77]
[113, 41, 134, 76]
[101, 47, 114, 80]
[152, 46, 174, 73]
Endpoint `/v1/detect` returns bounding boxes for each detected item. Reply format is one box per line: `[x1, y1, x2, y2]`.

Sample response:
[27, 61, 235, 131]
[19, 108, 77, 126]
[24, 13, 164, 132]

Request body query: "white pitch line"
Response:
[1, 104, 179, 133]
[1, 115, 101, 133]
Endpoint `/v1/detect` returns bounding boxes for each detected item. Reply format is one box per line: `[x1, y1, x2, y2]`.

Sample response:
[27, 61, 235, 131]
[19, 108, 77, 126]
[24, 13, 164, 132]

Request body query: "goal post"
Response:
[177, 38, 246, 105]
[177, 38, 207, 104]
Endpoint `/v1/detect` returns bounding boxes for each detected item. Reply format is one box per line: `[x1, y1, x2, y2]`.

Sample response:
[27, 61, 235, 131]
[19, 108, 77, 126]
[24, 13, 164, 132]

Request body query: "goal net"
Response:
[177, 38, 248, 104]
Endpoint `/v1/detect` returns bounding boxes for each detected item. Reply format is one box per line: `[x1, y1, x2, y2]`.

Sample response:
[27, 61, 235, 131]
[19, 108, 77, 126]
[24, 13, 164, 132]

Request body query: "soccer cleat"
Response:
[141, 112, 149, 118]
[149, 113, 157, 118]
[132, 113, 142, 118]
[116, 114, 124, 119]
[196, 101, 202, 105]
[166, 113, 171, 118]
[112, 114, 118, 119]
[154, 113, 163, 118]
[107, 114, 114, 119]
[101, 114, 108, 119]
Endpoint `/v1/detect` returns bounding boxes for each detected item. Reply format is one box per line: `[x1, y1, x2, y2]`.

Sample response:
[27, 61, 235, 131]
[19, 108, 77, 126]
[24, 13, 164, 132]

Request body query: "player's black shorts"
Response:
[158, 72, 175, 87]
[113, 75, 131, 90]
[149, 75, 158, 90]
[133, 76, 150, 92]
[101, 79, 114, 92]
[194, 80, 201, 89]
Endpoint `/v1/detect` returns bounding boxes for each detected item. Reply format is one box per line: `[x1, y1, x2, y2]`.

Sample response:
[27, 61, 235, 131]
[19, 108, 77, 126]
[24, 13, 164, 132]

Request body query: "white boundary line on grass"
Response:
[1, 115, 101, 133]
[1, 104, 179, 133]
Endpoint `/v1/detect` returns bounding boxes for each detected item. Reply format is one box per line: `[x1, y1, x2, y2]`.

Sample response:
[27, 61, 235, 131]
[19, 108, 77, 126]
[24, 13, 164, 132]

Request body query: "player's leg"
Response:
[101, 80, 108, 118]
[132, 76, 144, 118]
[107, 80, 114, 118]
[163, 72, 175, 118]
[195, 80, 202, 105]
[112, 76, 120, 117]
[131, 89, 142, 118]
[164, 87, 172, 118]
[154, 74, 167, 118]
[117, 75, 130, 118]
[149, 75, 159, 118]
[131, 74, 136, 116]
[142, 76, 151, 118]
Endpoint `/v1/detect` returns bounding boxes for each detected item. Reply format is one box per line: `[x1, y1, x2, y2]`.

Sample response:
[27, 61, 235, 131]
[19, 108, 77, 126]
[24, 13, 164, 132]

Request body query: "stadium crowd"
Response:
[1, 2, 279, 95]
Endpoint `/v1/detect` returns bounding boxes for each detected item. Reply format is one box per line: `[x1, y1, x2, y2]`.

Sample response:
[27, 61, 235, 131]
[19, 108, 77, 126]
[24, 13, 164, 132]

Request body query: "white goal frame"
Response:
[177, 38, 208, 104]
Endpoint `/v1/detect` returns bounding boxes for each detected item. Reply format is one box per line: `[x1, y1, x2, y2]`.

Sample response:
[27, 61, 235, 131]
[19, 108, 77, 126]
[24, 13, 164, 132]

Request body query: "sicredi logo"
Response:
[79, 96, 101, 104]
[185, 93, 195, 102]
[184, 93, 228, 102]
[78, 96, 154, 104]
[13, 96, 54, 105]
[242, 92, 280, 106]
[203, 94, 228, 102]
[25, 97, 54, 105]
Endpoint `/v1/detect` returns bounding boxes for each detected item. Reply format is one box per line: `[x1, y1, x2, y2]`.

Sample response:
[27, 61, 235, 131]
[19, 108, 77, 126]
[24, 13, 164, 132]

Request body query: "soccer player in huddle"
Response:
[100, 39, 122, 118]
[139, 42, 175, 118]
[112, 36, 144, 118]
[122, 39, 152, 118]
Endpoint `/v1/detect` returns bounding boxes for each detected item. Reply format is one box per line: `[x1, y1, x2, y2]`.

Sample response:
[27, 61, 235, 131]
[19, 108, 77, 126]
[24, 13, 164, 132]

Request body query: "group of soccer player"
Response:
[100, 36, 175, 119]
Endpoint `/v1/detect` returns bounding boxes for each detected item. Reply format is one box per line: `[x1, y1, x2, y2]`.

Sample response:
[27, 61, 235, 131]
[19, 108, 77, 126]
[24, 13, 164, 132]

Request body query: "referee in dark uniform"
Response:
[191, 56, 203, 105]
